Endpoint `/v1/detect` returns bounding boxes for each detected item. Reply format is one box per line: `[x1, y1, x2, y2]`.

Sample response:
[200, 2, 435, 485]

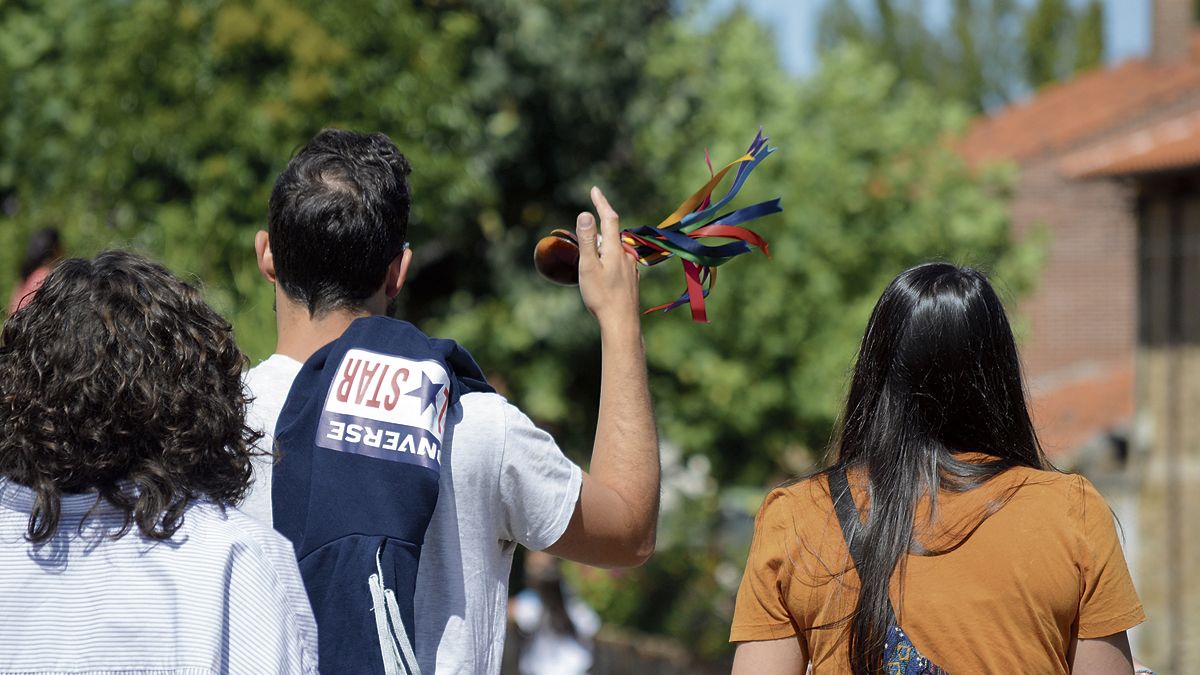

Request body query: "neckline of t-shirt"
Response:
[262, 353, 303, 370]
[951, 450, 1004, 464]
[0, 478, 128, 516]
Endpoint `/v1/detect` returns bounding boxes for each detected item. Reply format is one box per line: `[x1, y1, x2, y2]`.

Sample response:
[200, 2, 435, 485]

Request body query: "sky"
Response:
[707, 0, 1152, 76]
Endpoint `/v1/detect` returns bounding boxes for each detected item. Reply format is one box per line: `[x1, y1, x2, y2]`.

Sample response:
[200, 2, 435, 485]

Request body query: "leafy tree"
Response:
[0, 0, 1039, 660]
[1024, 0, 1073, 88]
[1, 0, 502, 357]
[0, 0, 671, 359]
[819, 0, 1105, 111]
[819, 0, 944, 89]
[442, 11, 1040, 655]
[947, 0, 1027, 107]
[1074, 0, 1105, 75]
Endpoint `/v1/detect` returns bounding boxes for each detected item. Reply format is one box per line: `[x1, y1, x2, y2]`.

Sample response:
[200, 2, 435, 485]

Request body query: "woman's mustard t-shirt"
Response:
[731, 461, 1145, 673]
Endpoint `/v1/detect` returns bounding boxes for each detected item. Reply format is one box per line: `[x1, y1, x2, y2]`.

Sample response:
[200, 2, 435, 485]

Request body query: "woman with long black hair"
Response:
[730, 263, 1143, 674]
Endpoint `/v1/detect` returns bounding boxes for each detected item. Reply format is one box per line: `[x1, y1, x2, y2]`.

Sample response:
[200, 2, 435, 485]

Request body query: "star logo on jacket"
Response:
[405, 372, 444, 414]
[315, 349, 453, 470]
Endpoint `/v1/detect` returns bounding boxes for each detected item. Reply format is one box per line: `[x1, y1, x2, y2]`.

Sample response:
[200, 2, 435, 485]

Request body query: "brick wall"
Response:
[1009, 158, 1138, 386]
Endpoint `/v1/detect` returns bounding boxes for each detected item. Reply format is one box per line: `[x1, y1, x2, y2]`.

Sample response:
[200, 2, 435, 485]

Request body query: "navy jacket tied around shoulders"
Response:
[272, 316, 492, 675]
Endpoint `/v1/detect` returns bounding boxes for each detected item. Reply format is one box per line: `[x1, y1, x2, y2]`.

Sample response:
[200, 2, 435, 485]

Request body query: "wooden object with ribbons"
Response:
[533, 129, 781, 322]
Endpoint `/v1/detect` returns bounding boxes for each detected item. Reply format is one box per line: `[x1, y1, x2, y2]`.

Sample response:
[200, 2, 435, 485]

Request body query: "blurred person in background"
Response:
[731, 263, 1144, 674]
[0, 251, 318, 674]
[510, 550, 600, 675]
[8, 227, 61, 315]
[244, 128, 658, 674]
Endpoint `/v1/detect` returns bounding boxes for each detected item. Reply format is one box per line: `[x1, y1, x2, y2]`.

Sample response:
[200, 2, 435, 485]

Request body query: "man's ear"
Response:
[384, 246, 413, 299]
[255, 230, 277, 283]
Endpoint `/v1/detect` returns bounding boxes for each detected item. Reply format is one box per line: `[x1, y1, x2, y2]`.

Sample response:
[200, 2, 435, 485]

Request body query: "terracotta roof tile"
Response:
[1058, 109, 1200, 176]
[960, 38, 1200, 166]
[1029, 364, 1133, 457]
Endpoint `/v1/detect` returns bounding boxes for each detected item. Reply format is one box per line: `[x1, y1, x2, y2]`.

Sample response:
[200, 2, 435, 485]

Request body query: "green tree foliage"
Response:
[818, 0, 943, 86]
[1024, 0, 1072, 88]
[0, 0, 1039, 659]
[1074, 0, 1105, 75]
[1, 0, 499, 357]
[819, 0, 1105, 111]
[442, 9, 1038, 488]
[442, 12, 1040, 655]
[0, 0, 670, 358]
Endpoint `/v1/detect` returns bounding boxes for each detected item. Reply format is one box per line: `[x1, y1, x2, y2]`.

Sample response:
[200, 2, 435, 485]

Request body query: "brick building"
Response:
[960, 0, 1200, 669]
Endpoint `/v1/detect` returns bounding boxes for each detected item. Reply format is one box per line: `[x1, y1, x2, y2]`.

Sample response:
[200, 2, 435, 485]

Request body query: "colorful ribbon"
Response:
[622, 129, 781, 322]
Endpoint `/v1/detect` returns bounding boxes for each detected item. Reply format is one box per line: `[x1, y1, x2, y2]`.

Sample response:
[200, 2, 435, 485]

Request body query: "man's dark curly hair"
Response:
[0, 250, 260, 543]
[268, 128, 412, 316]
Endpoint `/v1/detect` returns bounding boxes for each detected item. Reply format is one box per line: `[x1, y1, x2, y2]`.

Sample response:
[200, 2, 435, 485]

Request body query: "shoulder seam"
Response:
[1073, 473, 1093, 584]
[193, 507, 319, 672]
[495, 398, 512, 541]
[235, 526, 320, 673]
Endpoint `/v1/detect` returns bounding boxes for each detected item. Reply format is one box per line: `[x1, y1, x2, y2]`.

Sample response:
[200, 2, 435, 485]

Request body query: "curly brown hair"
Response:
[0, 250, 260, 543]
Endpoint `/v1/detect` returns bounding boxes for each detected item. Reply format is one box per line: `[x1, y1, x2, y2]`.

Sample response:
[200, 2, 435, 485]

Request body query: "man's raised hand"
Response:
[546, 185, 658, 568]
[576, 186, 640, 328]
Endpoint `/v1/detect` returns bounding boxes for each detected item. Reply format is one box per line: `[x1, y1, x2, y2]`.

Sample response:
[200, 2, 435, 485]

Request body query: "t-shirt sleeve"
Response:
[731, 488, 805, 645]
[1075, 476, 1146, 639]
[496, 401, 583, 550]
[225, 523, 321, 674]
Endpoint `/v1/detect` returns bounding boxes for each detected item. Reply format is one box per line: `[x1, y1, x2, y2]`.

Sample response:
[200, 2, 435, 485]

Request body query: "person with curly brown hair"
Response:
[0, 250, 319, 674]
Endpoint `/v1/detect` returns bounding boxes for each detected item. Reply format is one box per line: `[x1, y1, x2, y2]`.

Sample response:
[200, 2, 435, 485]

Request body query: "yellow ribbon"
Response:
[653, 152, 756, 229]
[620, 151, 757, 259]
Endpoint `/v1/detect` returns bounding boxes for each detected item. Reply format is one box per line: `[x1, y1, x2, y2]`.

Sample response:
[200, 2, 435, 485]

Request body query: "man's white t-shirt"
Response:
[244, 354, 583, 675]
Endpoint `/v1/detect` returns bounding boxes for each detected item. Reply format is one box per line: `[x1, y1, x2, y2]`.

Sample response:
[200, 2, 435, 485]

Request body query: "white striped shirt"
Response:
[0, 479, 319, 674]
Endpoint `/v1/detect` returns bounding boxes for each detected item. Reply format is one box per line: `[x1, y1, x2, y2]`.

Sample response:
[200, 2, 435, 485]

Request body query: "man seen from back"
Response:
[241, 128, 659, 674]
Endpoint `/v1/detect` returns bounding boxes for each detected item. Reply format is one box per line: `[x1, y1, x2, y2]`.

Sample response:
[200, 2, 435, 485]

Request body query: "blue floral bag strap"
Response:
[828, 466, 949, 675]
